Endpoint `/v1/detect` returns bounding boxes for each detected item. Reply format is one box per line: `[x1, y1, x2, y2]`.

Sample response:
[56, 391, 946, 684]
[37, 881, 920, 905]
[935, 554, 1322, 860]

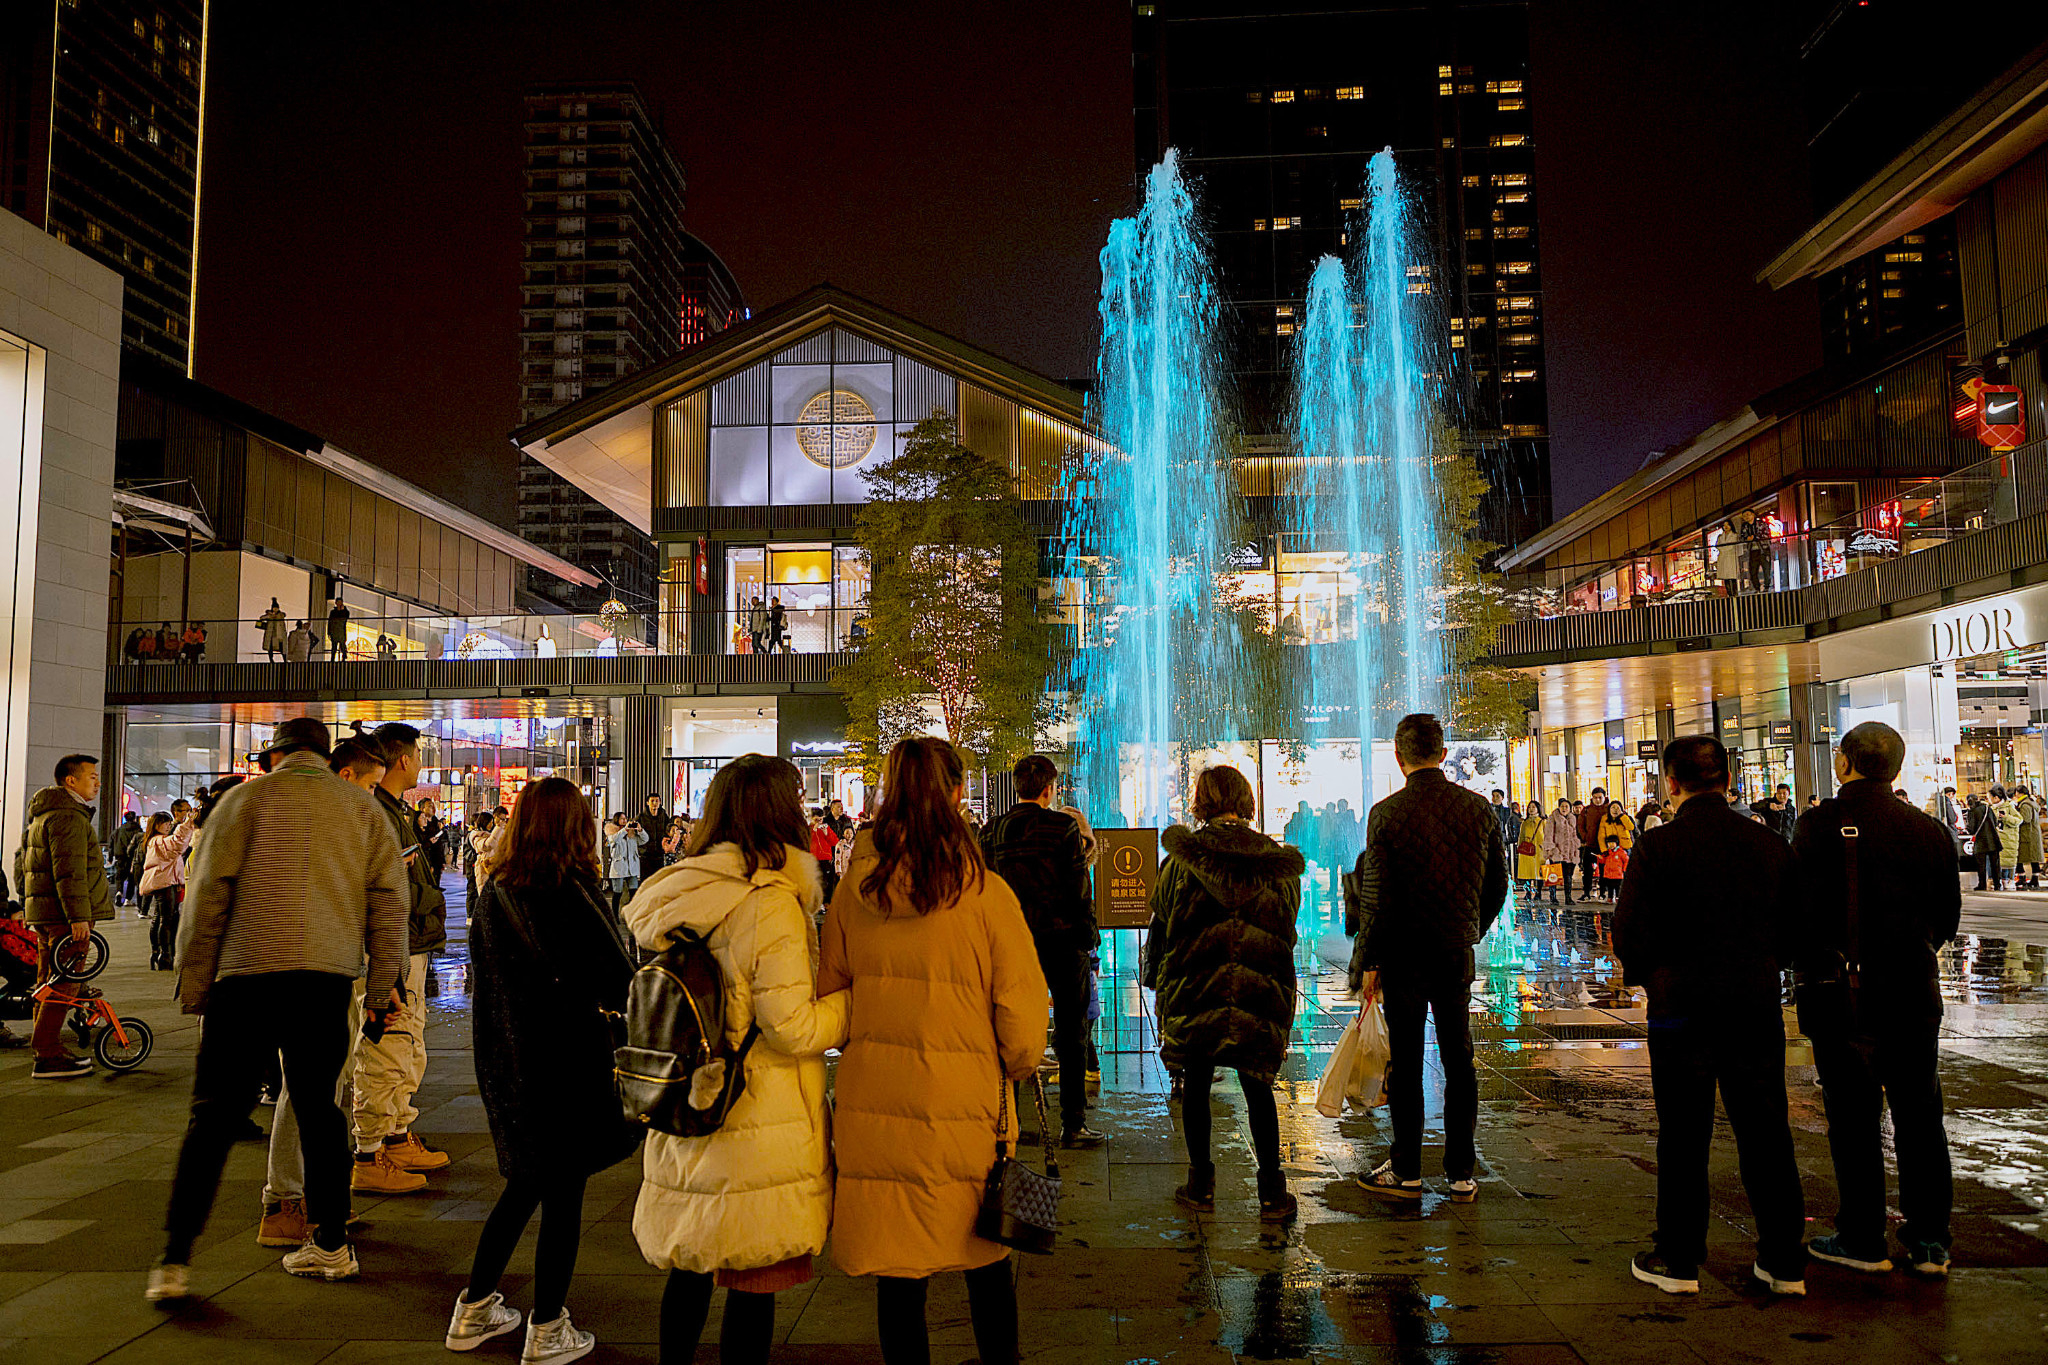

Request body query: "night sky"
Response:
[196, 0, 1821, 530]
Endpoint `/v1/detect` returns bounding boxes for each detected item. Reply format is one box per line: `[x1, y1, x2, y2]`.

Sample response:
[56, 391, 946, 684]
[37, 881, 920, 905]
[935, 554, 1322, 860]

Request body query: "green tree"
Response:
[833, 411, 1053, 778]
[1435, 429, 1534, 738]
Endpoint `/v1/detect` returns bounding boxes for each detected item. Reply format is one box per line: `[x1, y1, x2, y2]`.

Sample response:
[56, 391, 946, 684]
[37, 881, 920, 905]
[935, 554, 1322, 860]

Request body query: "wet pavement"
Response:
[0, 870, 2043, 1362]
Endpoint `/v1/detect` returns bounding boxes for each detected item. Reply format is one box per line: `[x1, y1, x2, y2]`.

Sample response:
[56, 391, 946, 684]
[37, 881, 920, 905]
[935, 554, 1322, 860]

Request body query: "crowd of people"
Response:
[0, 705, 1972, 1360]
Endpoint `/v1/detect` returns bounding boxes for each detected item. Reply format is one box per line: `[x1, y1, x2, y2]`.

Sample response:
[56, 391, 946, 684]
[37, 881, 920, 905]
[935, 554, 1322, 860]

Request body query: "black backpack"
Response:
[613, 927, 760, 1137]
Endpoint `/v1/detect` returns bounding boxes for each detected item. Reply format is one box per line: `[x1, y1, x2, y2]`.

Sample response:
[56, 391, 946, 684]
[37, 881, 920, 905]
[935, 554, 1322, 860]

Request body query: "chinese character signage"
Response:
[1094, 828, 1158, 929]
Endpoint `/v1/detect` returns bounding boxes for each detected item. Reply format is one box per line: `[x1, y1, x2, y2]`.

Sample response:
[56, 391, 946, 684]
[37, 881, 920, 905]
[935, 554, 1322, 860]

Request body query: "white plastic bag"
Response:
[1315, 1011, 1365, 1117]
[1351, 998, 1391, 1110]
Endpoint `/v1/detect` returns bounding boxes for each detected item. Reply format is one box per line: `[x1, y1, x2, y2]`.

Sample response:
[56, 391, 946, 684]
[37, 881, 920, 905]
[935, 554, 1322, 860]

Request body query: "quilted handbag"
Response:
[974, 1070, 1062, 1255]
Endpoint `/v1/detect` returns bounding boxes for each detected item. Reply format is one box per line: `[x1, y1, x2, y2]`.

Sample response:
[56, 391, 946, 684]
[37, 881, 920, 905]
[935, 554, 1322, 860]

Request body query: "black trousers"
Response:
[1381, 947, 1478, 1181]
[1646, 1015, 1806, 1275]
[466, 1173, 590, 1324]
[1550, 862, 1575, 903]
[165, 971, 355, 1262]
[660, 1270, 776, 1365]
[1974, 848, 1997, 890]
[146, 889, 180, 965]
[1579, 847, 1599, 894]
[878, 1260, 1016, 1365]
[1040, 945, 1090, 1132]
[1180, 1058, 1281, 1182]
[1804, 1009, 1951, 1251]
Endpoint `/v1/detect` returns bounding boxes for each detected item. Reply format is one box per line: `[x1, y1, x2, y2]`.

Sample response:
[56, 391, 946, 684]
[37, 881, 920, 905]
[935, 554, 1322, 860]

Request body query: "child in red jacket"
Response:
[1599, 836, 1629, 901]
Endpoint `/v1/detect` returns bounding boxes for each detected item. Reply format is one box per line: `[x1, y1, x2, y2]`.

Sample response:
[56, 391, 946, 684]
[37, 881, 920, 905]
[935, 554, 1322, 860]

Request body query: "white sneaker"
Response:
[447, 1289, 523, 1351]
[1752, 1262, 1808, 1296]
[281, 1240, 359, 1281]
[144, 1263, 189, 1302]
[1447, 1178, 1478, 1203]
[522, 1309, 595, 1365]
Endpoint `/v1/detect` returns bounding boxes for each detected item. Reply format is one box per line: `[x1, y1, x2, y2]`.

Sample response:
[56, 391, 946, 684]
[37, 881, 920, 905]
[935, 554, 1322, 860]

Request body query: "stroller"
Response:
[0, 913, 152, 1071]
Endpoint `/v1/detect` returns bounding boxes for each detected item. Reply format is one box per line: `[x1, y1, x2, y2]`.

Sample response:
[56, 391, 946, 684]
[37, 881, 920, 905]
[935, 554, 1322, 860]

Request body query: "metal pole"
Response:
[179, 518, 192, 630]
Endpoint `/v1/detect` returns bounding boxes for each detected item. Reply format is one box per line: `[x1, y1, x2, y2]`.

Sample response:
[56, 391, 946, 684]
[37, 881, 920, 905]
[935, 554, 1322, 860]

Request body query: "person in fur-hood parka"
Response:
[1143, 776, 1306, 1081]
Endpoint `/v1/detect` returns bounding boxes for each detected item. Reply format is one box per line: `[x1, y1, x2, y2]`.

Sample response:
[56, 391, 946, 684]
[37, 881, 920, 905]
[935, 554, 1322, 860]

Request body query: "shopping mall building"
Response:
[1492, 51, 2048, 813]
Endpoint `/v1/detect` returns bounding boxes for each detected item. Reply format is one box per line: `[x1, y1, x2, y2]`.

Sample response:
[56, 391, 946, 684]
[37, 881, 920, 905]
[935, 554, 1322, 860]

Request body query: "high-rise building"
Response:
[517, 82, 695, 612]
[1132, 0, 1547, 547]
[0, 0, 209, 371]
[678, 231, 745, 349]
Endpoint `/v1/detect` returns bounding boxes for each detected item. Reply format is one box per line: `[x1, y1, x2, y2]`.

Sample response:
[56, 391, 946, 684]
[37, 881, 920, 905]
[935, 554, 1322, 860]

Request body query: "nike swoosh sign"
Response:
[1986, 400, 2018, 417]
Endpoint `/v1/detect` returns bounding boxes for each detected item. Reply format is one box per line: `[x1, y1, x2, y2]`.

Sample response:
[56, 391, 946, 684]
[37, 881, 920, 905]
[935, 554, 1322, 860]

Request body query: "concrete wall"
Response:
[0, 208, 123, 864]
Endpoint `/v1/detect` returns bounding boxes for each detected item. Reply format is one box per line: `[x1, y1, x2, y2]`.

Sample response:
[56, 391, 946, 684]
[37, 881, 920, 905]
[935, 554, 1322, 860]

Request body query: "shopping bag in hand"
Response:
[1349, 999, 1392, 1110]
[1315, 1011, 1365, 1117]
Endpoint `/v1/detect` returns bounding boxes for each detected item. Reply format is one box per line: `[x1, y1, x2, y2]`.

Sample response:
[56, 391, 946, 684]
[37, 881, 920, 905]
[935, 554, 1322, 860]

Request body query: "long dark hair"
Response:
[861, 736, 984, 917]
[194, 775, 243, 828]
[683, 754, 808, 877]
[490, 776, 601, 889]
[146, 812, 173, 839]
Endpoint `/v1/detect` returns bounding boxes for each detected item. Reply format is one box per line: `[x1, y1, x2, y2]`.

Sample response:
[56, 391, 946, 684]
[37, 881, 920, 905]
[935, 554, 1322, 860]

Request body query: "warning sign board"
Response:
[1094, 828, 1158, 929]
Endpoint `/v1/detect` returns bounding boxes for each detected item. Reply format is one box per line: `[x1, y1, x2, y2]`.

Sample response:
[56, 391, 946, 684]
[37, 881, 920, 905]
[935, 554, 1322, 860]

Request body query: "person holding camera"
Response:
[606, 813, 647, 912]
[151, 718, 408, 1300]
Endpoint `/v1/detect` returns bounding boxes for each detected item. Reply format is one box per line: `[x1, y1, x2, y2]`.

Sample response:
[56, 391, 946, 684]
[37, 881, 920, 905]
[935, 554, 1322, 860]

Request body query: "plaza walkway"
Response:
[0, 873, 2044, 1364]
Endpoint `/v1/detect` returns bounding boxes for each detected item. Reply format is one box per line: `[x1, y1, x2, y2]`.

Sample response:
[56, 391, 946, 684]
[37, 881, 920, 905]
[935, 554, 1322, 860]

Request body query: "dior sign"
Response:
[1931, 605, 2020, 663]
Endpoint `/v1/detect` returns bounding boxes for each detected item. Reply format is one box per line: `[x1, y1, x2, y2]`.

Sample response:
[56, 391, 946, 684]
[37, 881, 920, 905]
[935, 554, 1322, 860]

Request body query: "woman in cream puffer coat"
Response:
[621, 754, 850, 1363]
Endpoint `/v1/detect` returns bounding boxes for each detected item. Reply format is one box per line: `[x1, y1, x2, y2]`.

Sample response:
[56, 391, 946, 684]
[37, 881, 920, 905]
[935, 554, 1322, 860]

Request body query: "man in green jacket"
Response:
[17, 754, 112, 1079]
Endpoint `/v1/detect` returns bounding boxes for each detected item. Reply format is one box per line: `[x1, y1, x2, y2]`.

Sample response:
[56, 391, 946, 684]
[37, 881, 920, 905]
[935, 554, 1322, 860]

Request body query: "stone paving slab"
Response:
[0, 891, 2044, 1362]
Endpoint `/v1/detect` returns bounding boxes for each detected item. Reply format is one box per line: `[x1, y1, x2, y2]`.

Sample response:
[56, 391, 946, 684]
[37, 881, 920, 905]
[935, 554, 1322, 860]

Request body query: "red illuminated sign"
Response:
[1977, 384, 2025, 451]
[694, 537, 710, 595]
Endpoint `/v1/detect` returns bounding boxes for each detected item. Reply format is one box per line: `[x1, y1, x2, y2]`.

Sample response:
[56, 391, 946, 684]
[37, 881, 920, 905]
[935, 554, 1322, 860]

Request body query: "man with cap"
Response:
[150, 717, 409, 1300]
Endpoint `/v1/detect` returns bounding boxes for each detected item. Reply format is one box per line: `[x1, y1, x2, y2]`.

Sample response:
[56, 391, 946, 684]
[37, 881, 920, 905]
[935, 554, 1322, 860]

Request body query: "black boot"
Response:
[1257, 1169, 1297, 1223]
[1175, 1162, 1215, 1213]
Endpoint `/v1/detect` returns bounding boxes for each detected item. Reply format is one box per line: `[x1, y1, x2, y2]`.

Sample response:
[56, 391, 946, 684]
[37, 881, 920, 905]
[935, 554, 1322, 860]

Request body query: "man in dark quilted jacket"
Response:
[1347, 713, 1507, 1202]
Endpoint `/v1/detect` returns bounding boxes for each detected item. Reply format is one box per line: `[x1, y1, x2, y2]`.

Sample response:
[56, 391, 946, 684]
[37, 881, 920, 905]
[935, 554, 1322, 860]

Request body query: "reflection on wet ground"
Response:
[396, 868, 2048, 1361]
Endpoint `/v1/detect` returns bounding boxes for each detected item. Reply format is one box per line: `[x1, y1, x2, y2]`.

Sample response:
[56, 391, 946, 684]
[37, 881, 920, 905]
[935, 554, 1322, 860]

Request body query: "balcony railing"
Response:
[1500, 443, 2041, 622]
[112, 611, 655, 667]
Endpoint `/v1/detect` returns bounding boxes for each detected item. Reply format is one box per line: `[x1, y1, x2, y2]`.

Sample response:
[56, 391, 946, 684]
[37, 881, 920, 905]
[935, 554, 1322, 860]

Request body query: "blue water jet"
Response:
[1062, 150, 1241, 825]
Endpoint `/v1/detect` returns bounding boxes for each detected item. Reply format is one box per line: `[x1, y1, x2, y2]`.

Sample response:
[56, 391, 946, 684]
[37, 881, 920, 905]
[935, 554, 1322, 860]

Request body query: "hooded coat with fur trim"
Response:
[623, 842, 851, 1275]
[1143, 820, 1305, 1080]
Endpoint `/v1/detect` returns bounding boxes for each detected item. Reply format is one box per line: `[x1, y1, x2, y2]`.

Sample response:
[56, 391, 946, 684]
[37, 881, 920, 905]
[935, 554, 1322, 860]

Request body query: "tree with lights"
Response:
[833, 411, 1053, 779]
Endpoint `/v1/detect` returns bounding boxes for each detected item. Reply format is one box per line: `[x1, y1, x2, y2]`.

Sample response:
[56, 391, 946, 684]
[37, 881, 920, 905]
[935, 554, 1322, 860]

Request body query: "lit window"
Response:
[1492, 173, 1529, 186]
[1497, 98, 1525, 111]
[1339, 196, 1362, 211]
[1465, 227, 1484, 241]
[166, 315, 181, 338]
[1440, 81, 1454, 96]
[146, 125, 159, 144]
[1902, 233, 1925, 244]
[1304, 90, 1324, 100]
[1272, 90, 1295, 103]
[1136, 3, 1154, 12]
[1450, 317, 1465, 329]
[1883, 288, 1904, 299]
[1881, 270, 1902, 282]
[85, 221, 102, 244]
[1442, 136, 1456, 148]
[112, 125, 125, 146]
[1337, 87, 1363, 100]
[1273, 216, 1300, 230]
[1459, 83, 1476, 94]
[1884, 251, 1923, 263]
[1486, 80, 1524, 94]
[1500, 261, 1534, 275]
[140, 253, 154, 275]
[1495, 225, 1530, 239]
[1438, 65, 1452, 77]
[1406, 264, 1430, 277]
[1276, 322, 1296, 336]
[1253, 219, 1268, 231]
[1245, 91, 1263, 103]
[1504, 331, 1538, 345]
[1451, 334, 1466, 348]
[1407, 282, 1431, 295]
[1498, 191, 1530, 203]
[1507, 313, 1534, 325]
[1308, 125, 1328, 137]
[1467, 263, 1487, 275]
[1507, 295, 1535, 308]
[1275, 306, 1294, 318]
[133, 17, 145, 36]
[1462, 175, 1481, 188]
[1489, 133, 1529, 147]
[1506, 368, 1538, 381]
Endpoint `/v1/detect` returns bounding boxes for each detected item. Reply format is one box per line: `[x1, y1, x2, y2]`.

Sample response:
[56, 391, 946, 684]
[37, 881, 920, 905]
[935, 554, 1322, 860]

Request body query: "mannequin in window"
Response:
[536, 624, 557, 659]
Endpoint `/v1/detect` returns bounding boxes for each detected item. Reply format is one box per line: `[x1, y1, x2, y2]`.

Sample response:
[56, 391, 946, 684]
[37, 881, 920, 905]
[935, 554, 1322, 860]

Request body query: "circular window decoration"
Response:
[796, 389, 877, 469]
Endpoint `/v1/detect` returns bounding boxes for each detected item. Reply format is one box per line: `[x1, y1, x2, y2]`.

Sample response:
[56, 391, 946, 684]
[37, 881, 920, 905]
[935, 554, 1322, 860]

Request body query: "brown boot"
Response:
[350, 1148, 428, 1194]
[383, 1132, 450, 1172]
[257, 1197, 307, 1247]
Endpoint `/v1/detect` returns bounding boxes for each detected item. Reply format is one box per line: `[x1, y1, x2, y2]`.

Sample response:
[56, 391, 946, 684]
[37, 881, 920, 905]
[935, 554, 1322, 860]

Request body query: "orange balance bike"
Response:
[32, 930, 153, 1071]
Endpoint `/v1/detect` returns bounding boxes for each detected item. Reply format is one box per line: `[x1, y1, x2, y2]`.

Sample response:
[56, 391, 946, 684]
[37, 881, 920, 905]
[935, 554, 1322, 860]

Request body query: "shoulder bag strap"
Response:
[1841, 823, 1861, 989]
[994, 1068, 1011, 1161]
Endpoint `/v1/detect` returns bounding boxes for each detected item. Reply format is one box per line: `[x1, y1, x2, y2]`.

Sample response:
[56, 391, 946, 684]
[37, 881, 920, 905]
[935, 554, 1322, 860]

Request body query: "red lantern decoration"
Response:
[1977, 384, 2025, 451]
